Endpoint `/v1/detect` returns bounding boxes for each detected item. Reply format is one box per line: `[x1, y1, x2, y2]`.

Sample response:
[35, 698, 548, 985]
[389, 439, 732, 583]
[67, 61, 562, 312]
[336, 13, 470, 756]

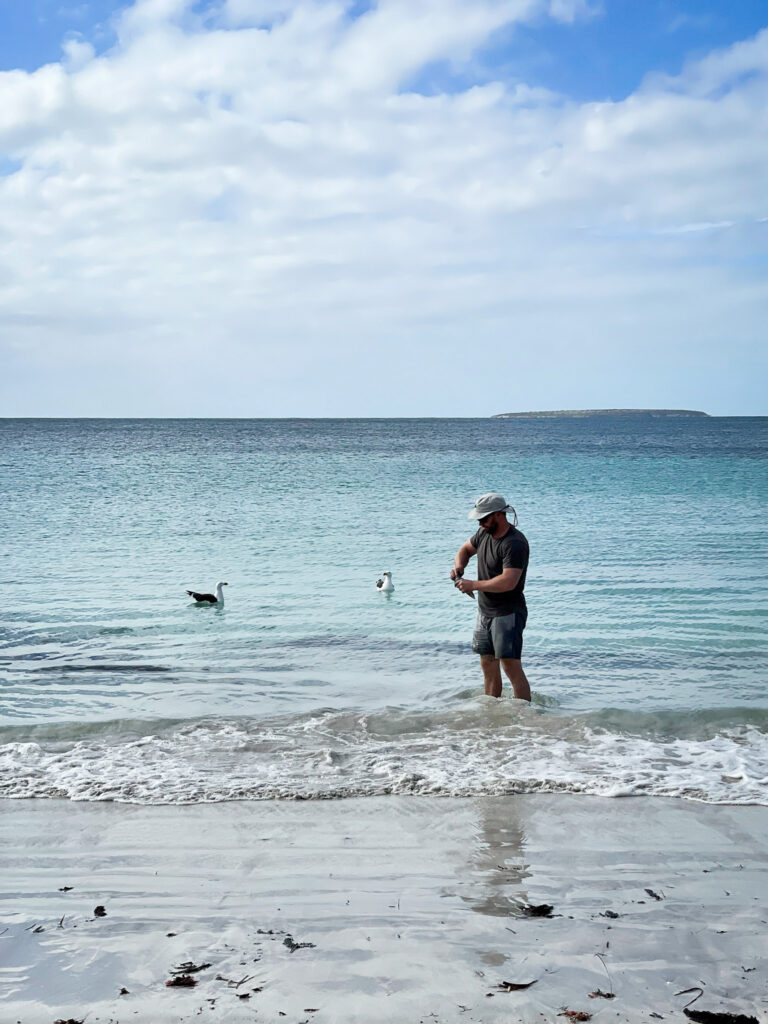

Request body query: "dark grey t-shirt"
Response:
[470, 526, 529, 616]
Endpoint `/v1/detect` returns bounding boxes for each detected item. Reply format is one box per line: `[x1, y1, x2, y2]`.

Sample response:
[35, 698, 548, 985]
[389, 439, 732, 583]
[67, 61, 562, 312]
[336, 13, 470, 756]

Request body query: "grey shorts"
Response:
[472, 609, 527, 660]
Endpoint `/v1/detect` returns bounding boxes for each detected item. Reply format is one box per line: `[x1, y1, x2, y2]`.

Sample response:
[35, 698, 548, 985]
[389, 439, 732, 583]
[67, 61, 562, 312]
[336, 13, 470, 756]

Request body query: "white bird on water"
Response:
[186, 581, 228, 605]
[376, 572, 394, 593]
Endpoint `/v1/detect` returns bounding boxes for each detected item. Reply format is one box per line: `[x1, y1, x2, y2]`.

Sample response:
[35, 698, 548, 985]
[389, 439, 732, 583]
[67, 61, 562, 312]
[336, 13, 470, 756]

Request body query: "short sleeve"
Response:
[502, 536, 527, 570]
[469, 530, 483, 549]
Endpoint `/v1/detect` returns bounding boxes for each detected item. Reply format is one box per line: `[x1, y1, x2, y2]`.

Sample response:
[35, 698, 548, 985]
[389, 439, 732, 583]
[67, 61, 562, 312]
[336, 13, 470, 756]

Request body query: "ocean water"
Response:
[1, 417, 767, 805]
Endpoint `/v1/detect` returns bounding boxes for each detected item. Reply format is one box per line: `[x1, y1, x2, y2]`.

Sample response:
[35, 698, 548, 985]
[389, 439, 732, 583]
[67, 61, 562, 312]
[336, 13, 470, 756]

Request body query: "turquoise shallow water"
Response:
[1, 417, 767, 803]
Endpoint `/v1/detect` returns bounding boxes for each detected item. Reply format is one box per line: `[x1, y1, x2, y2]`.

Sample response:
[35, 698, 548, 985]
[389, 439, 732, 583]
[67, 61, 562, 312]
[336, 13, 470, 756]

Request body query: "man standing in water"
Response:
[451, 493, 531, 701]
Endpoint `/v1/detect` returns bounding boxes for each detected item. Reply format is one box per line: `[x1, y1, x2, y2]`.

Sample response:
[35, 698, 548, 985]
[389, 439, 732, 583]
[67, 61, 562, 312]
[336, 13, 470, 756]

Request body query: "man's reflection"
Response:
[461, 796, 531, 918]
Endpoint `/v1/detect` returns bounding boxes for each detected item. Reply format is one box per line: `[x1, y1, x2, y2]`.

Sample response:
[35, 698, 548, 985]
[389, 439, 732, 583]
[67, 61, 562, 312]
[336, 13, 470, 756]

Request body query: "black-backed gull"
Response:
[376, 572, 394, 592]
[186, 582, 228, 604]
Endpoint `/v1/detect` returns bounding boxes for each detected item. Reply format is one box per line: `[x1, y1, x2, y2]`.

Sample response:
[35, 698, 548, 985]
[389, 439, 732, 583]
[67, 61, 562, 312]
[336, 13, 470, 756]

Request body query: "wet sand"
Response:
[0, 794, 766, 1023]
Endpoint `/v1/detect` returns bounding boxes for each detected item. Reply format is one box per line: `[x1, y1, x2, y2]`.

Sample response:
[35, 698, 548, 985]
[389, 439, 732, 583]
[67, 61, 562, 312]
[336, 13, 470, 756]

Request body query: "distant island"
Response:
[492, 409, 709, 419]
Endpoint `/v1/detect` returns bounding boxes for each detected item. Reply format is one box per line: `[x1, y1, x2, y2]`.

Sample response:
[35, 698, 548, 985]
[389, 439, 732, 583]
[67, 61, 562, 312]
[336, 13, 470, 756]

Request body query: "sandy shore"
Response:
[0, 795, 766, 1023]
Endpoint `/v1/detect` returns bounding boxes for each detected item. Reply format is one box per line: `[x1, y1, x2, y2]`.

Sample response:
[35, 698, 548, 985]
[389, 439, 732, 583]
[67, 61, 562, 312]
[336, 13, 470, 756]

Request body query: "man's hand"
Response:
[455, 577, 476, 594]
[450, 568, 463, 581]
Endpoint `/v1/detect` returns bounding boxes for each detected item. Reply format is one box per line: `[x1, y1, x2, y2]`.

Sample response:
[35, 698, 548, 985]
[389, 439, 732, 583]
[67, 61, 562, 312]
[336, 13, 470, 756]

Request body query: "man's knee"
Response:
[500, 658, 523, 676]
[480, 656, 501, 683]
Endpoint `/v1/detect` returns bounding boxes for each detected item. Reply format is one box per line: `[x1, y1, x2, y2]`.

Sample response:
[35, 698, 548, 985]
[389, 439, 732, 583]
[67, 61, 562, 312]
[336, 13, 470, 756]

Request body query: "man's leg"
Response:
[480, 655, 502, 698]
[500, 659, 531, 702]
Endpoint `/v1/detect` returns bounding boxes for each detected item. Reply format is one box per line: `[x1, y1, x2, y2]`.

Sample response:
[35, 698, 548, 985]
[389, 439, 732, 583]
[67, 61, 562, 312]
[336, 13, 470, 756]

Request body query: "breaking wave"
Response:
[1, 702, 766, 805]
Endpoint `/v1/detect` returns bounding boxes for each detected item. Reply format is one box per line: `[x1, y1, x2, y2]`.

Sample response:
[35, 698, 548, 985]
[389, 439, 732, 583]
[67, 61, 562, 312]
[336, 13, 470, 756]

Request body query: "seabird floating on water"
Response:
[186, 581, 228, 605]
[376, 572, 394, 593]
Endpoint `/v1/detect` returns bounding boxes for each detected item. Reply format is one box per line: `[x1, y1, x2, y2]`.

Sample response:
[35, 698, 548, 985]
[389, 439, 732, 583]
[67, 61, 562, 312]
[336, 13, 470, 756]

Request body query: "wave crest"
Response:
[1, 704, 766, 805]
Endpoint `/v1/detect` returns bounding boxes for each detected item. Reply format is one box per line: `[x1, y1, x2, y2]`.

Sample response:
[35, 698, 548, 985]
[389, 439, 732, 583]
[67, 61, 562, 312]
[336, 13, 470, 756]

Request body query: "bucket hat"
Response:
[468, 493, 510, 520]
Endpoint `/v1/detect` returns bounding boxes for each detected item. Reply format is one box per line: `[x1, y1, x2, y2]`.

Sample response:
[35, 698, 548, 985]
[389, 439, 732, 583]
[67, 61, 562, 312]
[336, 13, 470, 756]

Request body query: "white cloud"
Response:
[62, 36, 96, 69]
[647, 26, 768, 97]
[221, 0, 298, 28]
[547, 0, 600, 25]
[0, 0, 766, 414]
[327, 0, 539, 94]
[117, 0, 195, 37]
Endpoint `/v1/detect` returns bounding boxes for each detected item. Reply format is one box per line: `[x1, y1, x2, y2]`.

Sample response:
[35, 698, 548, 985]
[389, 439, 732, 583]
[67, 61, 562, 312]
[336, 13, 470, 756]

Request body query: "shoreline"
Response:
[1, 794, 766, 1023]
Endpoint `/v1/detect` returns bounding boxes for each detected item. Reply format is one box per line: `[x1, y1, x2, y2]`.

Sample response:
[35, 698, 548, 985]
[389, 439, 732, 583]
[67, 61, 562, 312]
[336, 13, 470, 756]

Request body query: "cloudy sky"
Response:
[1, 0, 766, 416]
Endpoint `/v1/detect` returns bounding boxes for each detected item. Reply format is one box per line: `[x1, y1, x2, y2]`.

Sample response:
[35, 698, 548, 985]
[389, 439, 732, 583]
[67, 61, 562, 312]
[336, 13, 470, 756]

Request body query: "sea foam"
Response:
[1, 705, 765, 805]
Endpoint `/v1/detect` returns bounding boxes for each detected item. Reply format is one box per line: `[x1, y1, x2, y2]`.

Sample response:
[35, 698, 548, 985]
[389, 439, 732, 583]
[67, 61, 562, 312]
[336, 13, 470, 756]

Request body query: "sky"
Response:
[0, 0, 766, 416]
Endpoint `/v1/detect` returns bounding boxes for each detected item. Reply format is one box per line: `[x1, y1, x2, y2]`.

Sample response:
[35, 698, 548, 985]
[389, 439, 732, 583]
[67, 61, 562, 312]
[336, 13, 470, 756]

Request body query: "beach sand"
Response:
[1, 794, 766, 1023]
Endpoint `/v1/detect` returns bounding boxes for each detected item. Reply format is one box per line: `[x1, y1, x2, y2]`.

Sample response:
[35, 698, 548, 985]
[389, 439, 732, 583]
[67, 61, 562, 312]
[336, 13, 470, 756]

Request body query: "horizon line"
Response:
[5, 413, 768, 421]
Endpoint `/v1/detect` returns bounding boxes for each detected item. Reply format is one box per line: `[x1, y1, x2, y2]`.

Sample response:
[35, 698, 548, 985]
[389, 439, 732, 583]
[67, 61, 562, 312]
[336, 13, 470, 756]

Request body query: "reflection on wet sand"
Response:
[462, 796, 531, 919]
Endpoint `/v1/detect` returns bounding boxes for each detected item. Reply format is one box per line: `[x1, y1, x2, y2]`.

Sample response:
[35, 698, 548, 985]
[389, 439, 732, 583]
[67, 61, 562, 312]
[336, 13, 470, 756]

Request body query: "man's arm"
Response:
[455, 567, 522, 595]
[450, 540, 477, 580]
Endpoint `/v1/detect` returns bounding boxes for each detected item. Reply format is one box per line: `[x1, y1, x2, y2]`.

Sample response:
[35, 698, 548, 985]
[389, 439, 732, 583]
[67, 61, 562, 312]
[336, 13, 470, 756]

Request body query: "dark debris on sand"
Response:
[165, 974, 197, 987]
[171, 961, 212, 975]
[684, 1011, 759, 1024]
[495, 979, 537, 992]
[520, 902, 554, 917]
[283, 934, 316, 952]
